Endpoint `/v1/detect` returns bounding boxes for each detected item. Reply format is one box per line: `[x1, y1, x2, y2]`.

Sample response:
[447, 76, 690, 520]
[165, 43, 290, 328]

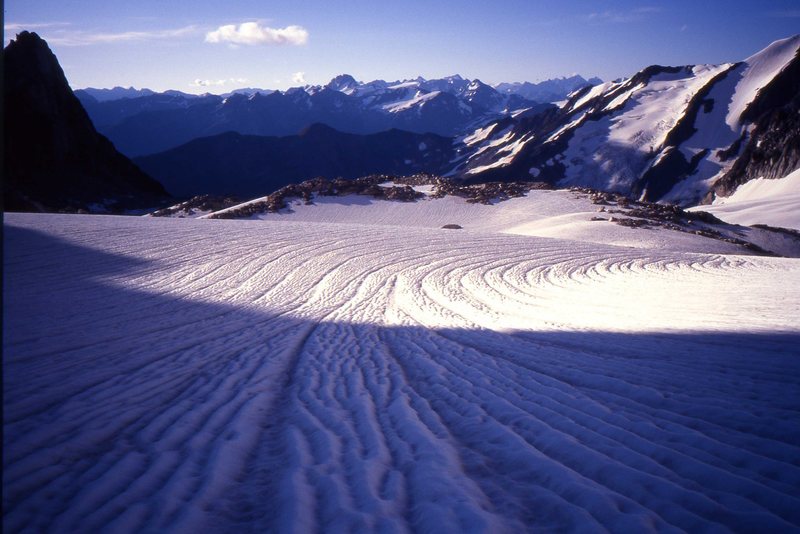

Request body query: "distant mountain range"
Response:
[494, 75, 604, 103]
[75, 74, 595, 157]
[5, 29, 799, 213]
[135, 35, 800, 205]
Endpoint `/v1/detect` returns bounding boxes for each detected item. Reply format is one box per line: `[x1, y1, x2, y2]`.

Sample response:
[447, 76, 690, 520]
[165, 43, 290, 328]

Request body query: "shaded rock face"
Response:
[3, 31, 168, 212]
[712, 51, 800, 198]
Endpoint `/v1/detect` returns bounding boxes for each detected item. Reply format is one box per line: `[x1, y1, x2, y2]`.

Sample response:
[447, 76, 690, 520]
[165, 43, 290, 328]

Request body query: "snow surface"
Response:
[209, 189, 773, 254]
[691, 167, 800, 230]
[726, 35, 800, 128]
[5, 205, 800, 533]
[558, 66, 731, 194]
[570, 81, 616, 111]
[382, 90, 441, 113]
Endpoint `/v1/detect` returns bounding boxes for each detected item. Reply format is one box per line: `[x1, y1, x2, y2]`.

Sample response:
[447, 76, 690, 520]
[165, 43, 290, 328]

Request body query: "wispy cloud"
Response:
[205, 22, 308, 46]
[292, 71, 307, 84]
[21, 25, 202, 46]
[4, 22, 72, 31]
[585, 6, 663, 24]
[190, 77, 249, 88]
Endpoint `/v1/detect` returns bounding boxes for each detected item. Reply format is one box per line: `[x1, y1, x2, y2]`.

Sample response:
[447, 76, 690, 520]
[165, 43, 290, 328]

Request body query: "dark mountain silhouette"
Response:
[134, 124, 456, 198]
[3, 31, 169, 212]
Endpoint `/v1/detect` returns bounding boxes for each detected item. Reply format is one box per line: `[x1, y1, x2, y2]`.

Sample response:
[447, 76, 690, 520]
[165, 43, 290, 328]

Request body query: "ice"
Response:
[4, 198, 800, 532]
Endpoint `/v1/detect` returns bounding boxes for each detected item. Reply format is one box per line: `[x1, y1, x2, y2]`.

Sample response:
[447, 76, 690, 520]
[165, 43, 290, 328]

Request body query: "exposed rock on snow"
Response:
[148, 195, 243, 218]
[205, 176, 800, 257]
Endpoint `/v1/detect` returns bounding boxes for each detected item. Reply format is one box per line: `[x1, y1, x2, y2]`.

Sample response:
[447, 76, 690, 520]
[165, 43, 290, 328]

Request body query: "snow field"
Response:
[4, 212, 800, 532]
[692, 167, 800, 230]
[211, 189, 769, 255]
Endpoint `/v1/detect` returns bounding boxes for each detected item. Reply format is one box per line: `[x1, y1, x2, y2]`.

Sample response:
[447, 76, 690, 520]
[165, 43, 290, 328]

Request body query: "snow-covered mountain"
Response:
[74, 74, 555, 157]
[79, 85, 156, 101]
[455, 35, 800, 207]
[494, 74, 603, 103]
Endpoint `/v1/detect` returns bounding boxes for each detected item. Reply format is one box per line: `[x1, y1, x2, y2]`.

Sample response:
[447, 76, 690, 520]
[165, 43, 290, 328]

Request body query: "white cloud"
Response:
[190, 77, 249, 88]
[632, 6, 663, 14]
[292, 71, 307, 84]
[205, 22, 308, 46]
[191, 79, 226, 87]
[27, 25, 200, 46]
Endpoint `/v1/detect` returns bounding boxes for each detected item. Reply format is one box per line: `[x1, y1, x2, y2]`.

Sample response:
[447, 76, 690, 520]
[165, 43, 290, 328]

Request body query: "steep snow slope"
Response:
[727, 35, 800, 129]
[5, 209, 800, 533]
[558, 65, 732, 193]
[690, 167, 800, 230]
[458, 35, 800, 206]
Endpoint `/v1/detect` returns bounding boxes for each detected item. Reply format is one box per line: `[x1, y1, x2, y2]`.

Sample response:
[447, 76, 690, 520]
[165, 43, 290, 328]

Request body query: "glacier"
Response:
[4, 194, 800, 532]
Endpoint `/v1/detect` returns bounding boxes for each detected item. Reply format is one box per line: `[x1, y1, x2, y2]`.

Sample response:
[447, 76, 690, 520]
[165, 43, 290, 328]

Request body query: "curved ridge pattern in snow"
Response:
[4, 213, 800, 533]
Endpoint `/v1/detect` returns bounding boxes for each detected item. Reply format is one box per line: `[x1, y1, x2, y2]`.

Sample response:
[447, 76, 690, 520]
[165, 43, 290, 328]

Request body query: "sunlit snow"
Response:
[5, 192, 800, 532]
[692, 167, 800, 230]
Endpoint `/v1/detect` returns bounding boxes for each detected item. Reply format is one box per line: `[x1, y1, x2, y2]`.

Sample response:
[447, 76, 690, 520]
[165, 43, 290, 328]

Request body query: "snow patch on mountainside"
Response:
[570, 81, 615, 111]
[727, 35, 800, 127]
[466, 134, 534, 175]
[690, 168, 800, 230]
[557, 65, 731, 194]
[382, 90, 441, 113]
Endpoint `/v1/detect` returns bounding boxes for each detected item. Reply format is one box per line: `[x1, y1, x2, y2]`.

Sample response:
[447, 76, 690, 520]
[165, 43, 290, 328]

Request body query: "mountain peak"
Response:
[326, 74, 359, 93]
[6, 31, 71, 94]
[3, 31, 168, 211]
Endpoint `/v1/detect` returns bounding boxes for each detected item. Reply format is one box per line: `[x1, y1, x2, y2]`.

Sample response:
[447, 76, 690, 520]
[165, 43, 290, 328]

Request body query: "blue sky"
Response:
[5, 1, 800, 93]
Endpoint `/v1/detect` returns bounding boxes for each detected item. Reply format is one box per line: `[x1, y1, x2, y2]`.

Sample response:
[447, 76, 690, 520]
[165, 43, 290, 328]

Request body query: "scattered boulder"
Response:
[150, 195, 241, 217]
